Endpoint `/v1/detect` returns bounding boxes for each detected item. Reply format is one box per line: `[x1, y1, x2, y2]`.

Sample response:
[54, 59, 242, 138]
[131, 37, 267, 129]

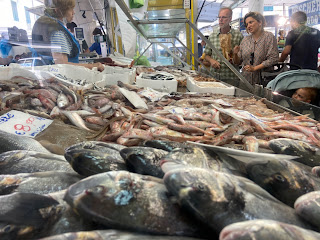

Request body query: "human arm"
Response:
[203, 35, 221, 69]
[279, 45, 291, 62]
[204, 54, 221, 69]
[51, 31, 104, 71]
[52, 52, 104, 71]
[233, 45, 241, 65]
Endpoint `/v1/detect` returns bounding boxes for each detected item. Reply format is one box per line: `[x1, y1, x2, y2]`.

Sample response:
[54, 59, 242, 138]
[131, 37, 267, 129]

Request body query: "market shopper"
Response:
[204, 7, 243, 86]
[233, 12, 278, 86]
[32, 0, 104, 71]
[279, 11, 320, 70]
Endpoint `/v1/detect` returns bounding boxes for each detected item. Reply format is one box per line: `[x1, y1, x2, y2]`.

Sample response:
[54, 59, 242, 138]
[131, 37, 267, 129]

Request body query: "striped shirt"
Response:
[238, 31, 278, 85]
[51, 30, 73, 55]
[204, 28, 243, 80]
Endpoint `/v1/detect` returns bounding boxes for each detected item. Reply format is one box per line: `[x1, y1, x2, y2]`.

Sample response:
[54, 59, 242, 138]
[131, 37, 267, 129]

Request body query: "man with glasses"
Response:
[204, 7, 243, 86]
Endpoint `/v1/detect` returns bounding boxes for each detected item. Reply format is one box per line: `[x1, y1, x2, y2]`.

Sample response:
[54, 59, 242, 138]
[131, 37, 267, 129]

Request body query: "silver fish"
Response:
[0, 150, 75, 174]
[0, 172, 82, 195]
[0, 130, 50, 154]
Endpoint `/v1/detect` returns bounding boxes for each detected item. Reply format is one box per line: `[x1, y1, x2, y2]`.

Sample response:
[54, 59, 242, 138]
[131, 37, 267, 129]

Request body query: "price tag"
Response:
[184, 0, 191, 9]
[0, 110, 53, 138]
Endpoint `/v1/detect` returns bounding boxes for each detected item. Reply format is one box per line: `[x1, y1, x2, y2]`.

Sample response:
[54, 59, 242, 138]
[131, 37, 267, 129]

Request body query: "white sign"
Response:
[184, 0, 191, 9]
[0, 110, 53, 138]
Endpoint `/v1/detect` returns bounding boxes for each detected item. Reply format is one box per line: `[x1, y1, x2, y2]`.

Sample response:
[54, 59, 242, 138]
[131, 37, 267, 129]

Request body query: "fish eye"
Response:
[274, 174, 285, 182]
[197, 184, 204, 190]
[3, 225, 12, 232]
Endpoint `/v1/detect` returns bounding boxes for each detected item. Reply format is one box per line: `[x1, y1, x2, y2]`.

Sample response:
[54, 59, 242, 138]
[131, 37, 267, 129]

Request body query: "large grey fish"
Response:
[0, 172, 82, 195]
[220, 220, 320, 240]
[163, 167, 313, 234]
[0, 150, 75, 174]
[64, 141, 127, 177]
[0, 130, 50, 154]
[269, 138, 320, 167]
[0, 192, 60, 240]
[43, 190, 100, 238]
[245, 156, 320, 207]
[160, 144, 248, 177]
[64, 171, 211, 238]
[294, 191, 320, 229]
[39, 230, 205, 240]
[189, 142, 319, 207]
[120, 146, 169, 178]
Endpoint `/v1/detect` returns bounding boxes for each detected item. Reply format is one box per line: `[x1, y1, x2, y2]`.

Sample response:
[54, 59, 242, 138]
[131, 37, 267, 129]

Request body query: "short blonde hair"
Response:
[45, 0, 75, 18]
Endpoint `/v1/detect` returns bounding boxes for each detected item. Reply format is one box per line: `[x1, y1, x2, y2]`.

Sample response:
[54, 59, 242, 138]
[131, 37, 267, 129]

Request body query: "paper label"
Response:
[0, 110, 53, 138]
[184, 0, 191, 9]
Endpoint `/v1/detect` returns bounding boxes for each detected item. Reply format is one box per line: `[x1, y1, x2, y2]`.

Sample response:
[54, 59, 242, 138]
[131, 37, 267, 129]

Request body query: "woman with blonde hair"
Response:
[233, 12, 278, 86]
[32, 0, 103, 71]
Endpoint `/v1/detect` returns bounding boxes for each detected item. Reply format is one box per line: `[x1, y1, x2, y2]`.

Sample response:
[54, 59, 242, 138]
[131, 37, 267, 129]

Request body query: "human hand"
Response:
[243, 65, 256, 72]
[210, 59, 221, 69]
[233, 45, 240, 55]
[93, 62, 104, 72]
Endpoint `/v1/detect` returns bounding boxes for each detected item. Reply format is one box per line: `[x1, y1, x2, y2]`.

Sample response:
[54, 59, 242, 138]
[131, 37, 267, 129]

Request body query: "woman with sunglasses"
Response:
[233, 12, 278, 86]
[32, 0, 104, 71]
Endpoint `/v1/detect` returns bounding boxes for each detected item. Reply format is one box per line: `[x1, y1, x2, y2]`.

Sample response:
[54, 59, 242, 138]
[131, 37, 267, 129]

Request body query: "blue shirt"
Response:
[89, 42, 101, 55]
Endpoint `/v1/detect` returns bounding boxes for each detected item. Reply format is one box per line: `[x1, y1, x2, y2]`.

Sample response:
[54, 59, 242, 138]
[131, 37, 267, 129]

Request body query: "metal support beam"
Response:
[187, 21, 254, 92]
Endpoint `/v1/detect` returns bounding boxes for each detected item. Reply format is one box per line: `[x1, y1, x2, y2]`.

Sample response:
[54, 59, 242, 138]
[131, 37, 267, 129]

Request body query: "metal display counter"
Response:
[114, 0, 254, 93]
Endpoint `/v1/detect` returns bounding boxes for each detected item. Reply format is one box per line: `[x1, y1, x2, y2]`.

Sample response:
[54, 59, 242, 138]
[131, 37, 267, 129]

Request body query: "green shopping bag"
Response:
[129, 0, 144, 9]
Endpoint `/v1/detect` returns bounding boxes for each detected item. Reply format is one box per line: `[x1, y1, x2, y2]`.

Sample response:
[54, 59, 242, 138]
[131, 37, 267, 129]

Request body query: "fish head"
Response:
[0, 151, 28, 166]
[246, 159, 315, 206]
[64, 171, 143, 221]
[161, 147, 209, 168]
[164, 168, 245, 220]
[0, 223, 35, 240]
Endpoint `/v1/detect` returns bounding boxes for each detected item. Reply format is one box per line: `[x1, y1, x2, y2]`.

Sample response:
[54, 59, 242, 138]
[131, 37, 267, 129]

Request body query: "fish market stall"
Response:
[2, 54, 320, 239]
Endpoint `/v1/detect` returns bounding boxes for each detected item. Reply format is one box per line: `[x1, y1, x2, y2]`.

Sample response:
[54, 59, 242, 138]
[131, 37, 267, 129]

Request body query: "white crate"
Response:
[102, 66, 136, 85]
[136, 72, 178, 92]
[187, 77, 235, 95]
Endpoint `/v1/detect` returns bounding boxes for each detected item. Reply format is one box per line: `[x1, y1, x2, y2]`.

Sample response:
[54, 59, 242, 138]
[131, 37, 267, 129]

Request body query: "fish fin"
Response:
[0, 193, 59, 227]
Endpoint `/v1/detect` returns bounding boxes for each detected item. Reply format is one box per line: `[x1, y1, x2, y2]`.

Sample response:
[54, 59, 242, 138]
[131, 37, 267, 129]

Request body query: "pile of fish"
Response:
[3, 77, 320, 159]
[1, 68, 320, 239]
[0, 138, 320, 239]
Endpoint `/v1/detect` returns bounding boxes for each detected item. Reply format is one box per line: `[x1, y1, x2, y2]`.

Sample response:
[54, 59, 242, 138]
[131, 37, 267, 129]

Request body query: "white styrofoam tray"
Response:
[187, 76, 235, 95]
[135, 72, 178, 92]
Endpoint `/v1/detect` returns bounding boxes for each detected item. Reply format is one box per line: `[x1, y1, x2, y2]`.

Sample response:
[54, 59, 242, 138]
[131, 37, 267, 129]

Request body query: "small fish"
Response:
[220, 220, 320, 240]
[57, 92, 70, 109]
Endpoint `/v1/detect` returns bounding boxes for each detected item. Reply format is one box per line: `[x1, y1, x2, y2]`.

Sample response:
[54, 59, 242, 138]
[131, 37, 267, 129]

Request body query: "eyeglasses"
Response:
[217, 16, 230, 19]
[250, 52, 254, 65]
